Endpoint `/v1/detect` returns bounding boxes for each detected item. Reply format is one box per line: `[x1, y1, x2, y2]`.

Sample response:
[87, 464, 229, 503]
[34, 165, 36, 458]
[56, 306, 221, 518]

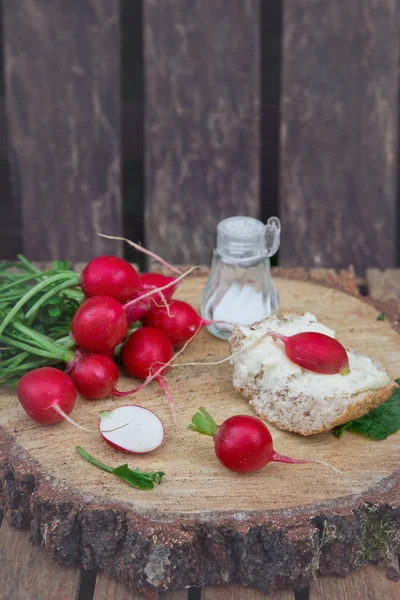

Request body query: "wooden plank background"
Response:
[144, 0, 261, 265]
[279, 0, 400, 272]
[2, 0, 123, 261]
[0, 0, 399, 267]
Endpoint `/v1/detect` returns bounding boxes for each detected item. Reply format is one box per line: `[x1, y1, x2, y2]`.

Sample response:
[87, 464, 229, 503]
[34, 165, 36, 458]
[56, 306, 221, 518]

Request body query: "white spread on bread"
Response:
[235, 313, 389, 398]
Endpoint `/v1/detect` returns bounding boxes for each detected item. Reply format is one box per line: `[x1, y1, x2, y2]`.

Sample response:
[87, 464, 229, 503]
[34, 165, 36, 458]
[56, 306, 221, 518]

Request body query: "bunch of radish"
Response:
[9, 236, 224, 439]
[7, 234, 350, 485]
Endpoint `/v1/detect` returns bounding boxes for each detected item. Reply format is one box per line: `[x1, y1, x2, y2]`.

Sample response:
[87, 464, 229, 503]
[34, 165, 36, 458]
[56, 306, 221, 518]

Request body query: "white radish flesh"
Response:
[99, 405, 164, 454]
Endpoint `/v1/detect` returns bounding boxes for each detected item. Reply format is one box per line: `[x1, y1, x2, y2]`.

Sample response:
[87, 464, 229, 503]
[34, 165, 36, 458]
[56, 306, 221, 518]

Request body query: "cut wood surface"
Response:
[0, 275, 399, 594]
[0, 519, 81, 600]
[2, 0, 123, 261]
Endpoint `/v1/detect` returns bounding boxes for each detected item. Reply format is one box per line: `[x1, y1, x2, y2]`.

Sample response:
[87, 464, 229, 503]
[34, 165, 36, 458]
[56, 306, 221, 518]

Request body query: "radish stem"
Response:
[16, 254, 42, 274]
[97, 233, 183, 275]
[0, 272, 48, 293]
[0, 334, 69, 360]
[25, 277, 79, 319]
[0, 273, 79, 336]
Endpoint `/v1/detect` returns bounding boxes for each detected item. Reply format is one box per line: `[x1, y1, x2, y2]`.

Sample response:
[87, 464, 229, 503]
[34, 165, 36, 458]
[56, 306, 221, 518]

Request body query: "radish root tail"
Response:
[52, 406, 98, 432]
[156, 375, 176, 425]
[97, 233, 183, 276]
[52, 406, 128, 434]
[272, 452, 345, 475]
[172, 331, 271, 368]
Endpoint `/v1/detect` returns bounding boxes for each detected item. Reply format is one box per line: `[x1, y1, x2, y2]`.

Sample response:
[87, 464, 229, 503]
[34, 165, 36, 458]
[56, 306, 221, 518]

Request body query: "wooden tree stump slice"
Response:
[0, 276, 399, 596]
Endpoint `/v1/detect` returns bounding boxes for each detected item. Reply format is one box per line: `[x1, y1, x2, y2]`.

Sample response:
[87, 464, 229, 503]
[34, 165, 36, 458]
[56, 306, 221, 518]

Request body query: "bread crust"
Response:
[229, 315, 398, 436]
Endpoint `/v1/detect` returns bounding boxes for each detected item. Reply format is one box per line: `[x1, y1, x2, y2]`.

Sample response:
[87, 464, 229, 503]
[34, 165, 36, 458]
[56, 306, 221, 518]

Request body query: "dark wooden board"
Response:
[309, 563, 400, 600]
[143, 0, 261, 264]
[0, 519, 81, 600]
[2, 0, 123, 261]
[93, 571, 188, 600]
[279, 0, 400, 272]
[202, 586, 294, 599]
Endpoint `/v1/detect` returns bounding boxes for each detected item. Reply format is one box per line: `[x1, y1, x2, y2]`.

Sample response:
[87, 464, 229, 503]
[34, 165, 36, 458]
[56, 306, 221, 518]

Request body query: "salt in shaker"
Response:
[200, 216, 281, 340]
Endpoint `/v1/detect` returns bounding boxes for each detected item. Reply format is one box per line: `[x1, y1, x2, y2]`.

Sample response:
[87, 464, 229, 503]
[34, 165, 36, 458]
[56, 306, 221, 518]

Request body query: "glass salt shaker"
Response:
[200, 216, 281, 340]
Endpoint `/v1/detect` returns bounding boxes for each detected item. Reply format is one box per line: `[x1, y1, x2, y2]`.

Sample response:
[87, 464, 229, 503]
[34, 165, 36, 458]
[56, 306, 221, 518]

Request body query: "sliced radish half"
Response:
[99, 405, 164, 454]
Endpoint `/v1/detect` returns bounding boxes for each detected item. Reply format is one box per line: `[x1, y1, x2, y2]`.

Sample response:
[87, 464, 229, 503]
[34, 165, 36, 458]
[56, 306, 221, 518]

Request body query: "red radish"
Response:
[114, 323, 203, 399]
[17, 367, 77, 425]
[122, 327, 176, 421]
[69, 353, 119, 400]
[98, 347, 116, 359]
[99, 405, 164, 453]
[16, 367, 130, 433]
[139, 273, 178, 302]
[69, 352, 144, 401]
[81, 256, 139, 303]
[189, 408, 328, 473]
[268, 331, 349, 375]
[71, 296, 128, 352]
[125, 273, 178, 323]
[143, 299, 229, 349]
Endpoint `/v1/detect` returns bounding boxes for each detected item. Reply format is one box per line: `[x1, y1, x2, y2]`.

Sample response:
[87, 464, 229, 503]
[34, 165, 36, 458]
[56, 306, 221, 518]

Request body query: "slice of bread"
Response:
[229, 312, 397, 436]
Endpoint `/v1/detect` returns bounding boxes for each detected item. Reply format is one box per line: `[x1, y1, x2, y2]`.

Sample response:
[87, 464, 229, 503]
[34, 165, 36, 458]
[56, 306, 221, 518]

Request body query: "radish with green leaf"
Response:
[189, 408, 342, 474]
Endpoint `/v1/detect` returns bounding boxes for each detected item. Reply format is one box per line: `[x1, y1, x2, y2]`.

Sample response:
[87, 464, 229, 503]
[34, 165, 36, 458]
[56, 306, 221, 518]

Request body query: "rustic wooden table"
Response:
[0, 267, 399, 600]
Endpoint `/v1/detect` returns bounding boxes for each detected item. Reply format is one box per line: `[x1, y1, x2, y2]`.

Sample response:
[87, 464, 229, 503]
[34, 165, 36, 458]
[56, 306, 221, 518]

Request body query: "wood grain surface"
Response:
[366, 269, 400, 302]
[0, 270, 400, 600]
[202, 585, 294, 599]
[0, 274, 399, 594]
[279, 0, 400, 271]
[143, 0, 261, 264]
[2, 0, 123, 261]
[309, 563, 400, 599]
[93, 571, 188, 600]
[2, 276, 399, 513]
[0, 519, 81, 600]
